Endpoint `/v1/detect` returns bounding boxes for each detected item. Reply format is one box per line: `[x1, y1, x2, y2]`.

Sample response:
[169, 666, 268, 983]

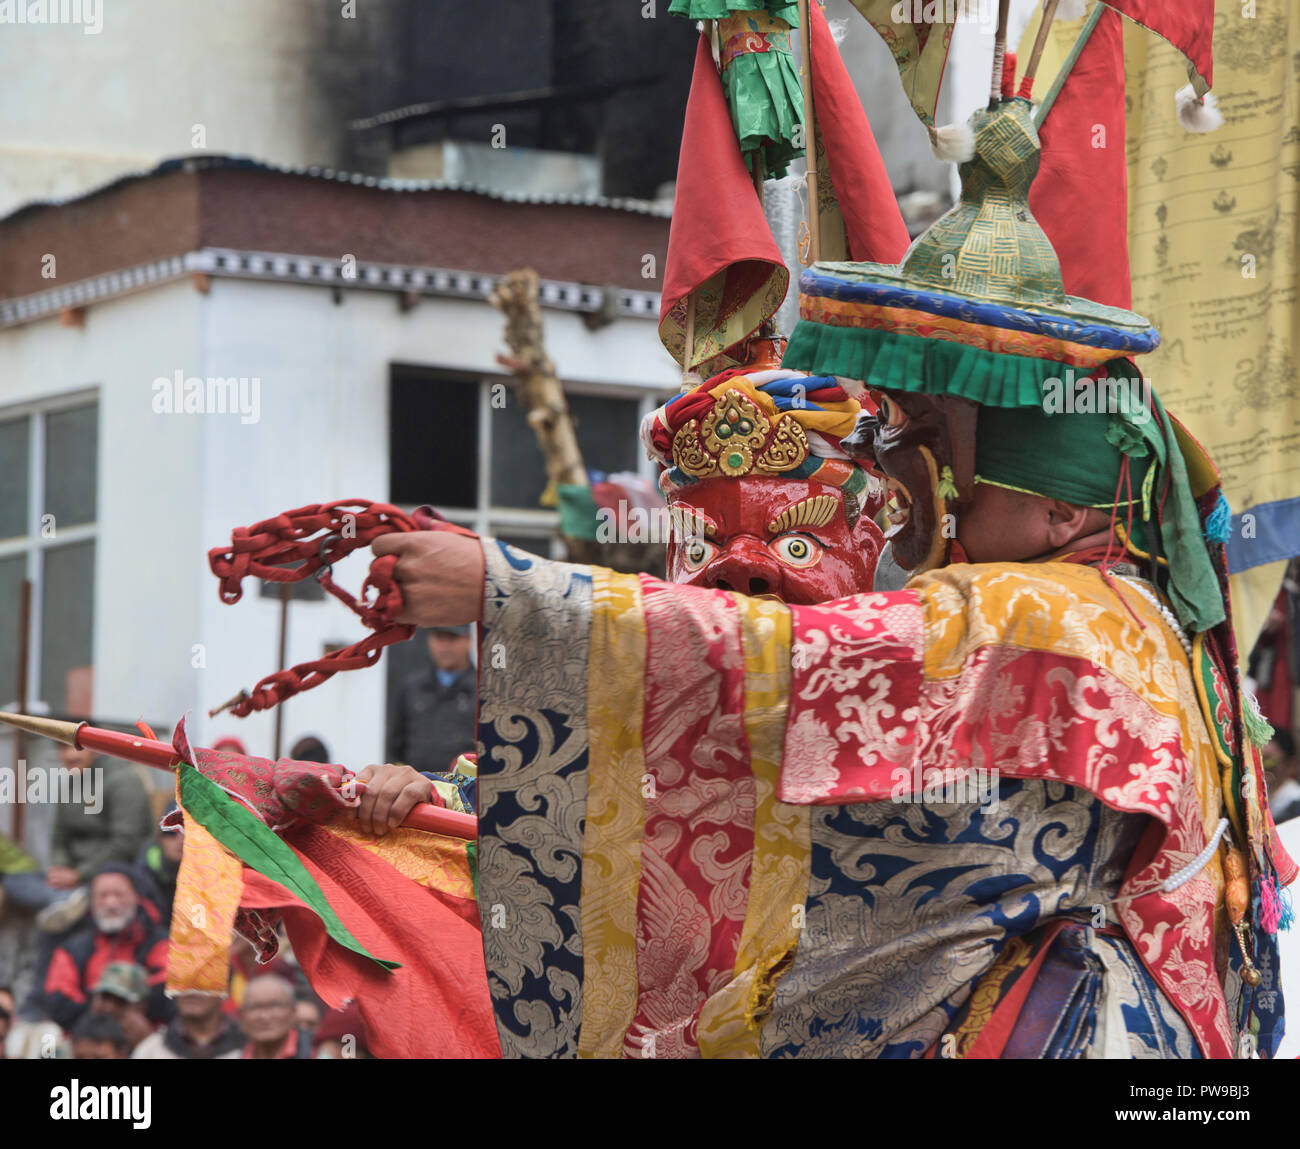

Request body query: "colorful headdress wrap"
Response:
[641, 368, 876, 527]
[972, 370, 1225, 636]
[783, 97, 1225, 636]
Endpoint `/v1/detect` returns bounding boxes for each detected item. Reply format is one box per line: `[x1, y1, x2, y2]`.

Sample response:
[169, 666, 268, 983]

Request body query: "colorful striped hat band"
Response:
[641, 369, 878, 526]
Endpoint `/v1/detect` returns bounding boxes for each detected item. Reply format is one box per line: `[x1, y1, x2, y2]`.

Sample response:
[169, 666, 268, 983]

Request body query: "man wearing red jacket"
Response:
[41, 863, 169, 1032]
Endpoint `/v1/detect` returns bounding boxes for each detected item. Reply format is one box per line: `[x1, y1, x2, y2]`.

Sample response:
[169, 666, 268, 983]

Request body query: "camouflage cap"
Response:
[93, 961, 149, 1004]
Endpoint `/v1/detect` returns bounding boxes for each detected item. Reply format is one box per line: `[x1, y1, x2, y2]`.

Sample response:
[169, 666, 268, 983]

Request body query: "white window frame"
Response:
[0, 387, 98, 711]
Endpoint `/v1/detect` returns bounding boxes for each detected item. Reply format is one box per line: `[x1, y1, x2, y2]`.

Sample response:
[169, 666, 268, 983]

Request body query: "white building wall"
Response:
[1, 273, 677, 772]
[193, 276, 676, 765]
[0, 283, 205, 735]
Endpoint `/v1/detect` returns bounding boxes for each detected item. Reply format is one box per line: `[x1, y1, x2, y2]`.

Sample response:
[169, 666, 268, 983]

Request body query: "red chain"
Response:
[206, 499, 429, 717]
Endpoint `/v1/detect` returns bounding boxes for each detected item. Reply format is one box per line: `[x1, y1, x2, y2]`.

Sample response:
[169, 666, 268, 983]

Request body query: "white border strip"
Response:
[0, 247, 662, 329]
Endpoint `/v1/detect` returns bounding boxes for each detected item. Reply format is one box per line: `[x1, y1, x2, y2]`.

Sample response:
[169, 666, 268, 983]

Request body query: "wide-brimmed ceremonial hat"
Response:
[784, 98, 1159, 403]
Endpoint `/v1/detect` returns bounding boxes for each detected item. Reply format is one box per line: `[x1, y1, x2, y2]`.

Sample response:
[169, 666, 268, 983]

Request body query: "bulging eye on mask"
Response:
[665, 475, 883, 605]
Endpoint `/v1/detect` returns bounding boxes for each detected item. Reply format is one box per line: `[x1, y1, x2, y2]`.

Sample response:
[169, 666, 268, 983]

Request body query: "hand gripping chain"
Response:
[207, 499, 437, 718]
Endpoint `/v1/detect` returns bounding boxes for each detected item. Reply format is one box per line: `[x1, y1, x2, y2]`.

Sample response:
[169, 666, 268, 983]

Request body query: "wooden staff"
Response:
[798, 0, 820, 264]
[1033, 2, 1104, 128]
[990, 0, 1011, 106]
[1021, 0, 1062, 93]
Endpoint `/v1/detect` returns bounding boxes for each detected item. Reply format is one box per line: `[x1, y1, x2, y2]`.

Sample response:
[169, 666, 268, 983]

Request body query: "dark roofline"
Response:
[0, 152, 673, 226]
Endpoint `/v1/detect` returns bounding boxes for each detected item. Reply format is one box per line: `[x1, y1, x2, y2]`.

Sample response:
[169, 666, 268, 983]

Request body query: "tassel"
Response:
[1001, 51, 1018, 100]
[1056, 0, 1088, 20]
[1260, 876, 1282, 934]
[1205, 490, 1232, 543]
[1242, 691, 1274, 749]
[1176, 83, 1224, 133]
[936, 465, 959, 501]
[1280, 884, 1295, 931]
[927, 121, 976, 164]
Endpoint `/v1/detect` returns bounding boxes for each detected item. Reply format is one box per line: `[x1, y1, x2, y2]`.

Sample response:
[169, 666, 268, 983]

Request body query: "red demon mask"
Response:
[666, 475, 882, 604]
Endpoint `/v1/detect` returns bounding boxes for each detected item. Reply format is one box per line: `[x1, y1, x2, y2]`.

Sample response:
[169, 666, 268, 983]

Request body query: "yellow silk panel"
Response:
[577, 568, 649, 1058]
[917, 562, 1226, 910]
[699, 594, 809, 1058]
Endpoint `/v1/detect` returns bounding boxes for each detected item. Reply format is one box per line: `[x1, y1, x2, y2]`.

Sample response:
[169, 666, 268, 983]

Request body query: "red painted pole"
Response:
[57, 720, 473, 840]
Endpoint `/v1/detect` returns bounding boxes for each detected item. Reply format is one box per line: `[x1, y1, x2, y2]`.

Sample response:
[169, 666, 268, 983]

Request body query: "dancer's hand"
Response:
[348, 762, 432, 836]
[371, 530, 485, 627]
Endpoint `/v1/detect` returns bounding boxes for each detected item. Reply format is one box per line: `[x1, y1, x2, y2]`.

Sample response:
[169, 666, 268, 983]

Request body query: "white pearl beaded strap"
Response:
[1113, 575, 1193, 658]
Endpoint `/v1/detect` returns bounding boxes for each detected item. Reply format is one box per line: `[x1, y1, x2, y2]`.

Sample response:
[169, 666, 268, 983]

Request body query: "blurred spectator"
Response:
[2, 745, 153, 939]
[211, 736, 248, 755]
[289, 735, 331, 763]
[224, 931, 300, 1016]
[1267, 730, 1300, 823]
[1248, 587, 1294, 739]
[0, 986, 14, 1059]
[70, 1012, 131, 1059]
[135, 812, 183, 922]
[294, 990, 324, 1035]
[240, 974, 311, 1059]
[89, 962, 156, 1052]
[0, 830, 41, 911]
[40, 863, 169, 1031]
[386, 625, 477, 774]
[312, 1001, 371, 1059]
[132, 991, 244, 1059]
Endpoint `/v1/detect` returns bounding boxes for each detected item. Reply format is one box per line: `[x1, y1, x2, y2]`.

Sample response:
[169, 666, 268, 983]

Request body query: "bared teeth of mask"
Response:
[883, 489, 911, 537]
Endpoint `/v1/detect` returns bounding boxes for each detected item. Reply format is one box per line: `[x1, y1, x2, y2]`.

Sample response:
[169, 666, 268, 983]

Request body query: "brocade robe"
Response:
[472, 541, 1284, 1058]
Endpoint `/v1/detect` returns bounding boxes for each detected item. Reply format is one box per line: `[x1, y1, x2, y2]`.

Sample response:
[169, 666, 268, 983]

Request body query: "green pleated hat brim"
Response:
[782, 319, 1076, 408]
[782, 320, 1227, 634]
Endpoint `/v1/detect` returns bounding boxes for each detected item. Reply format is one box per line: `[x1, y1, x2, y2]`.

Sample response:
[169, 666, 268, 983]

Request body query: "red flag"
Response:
[1030, 6, 1131, 309]
[659, 33, 788, 370]
[240, 823, 500, 1059]
[808, 0, 909, 264]
[1104, 0, 1214, 90]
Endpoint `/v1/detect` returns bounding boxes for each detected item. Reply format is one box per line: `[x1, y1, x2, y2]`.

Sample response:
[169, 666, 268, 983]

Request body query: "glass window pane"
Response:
[0, 555, 26, 706]
[0, 417, 30, 539]
[569, 394, 642, 479]
[489, 390, 643, 510]
[489, 389, 549, 509]
[44, 404, 98, 529]
[390, 371, 478, 508]
[40, 540, 95, 713]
